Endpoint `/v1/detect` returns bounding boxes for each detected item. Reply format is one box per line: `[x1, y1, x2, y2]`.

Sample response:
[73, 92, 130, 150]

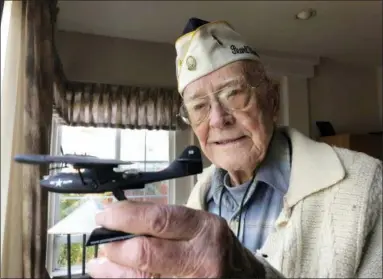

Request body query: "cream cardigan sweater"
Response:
[186, 128, 382, 278]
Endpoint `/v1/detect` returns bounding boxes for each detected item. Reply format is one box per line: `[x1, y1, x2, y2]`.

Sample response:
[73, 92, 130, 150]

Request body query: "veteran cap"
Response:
[175, 17, 260, 95]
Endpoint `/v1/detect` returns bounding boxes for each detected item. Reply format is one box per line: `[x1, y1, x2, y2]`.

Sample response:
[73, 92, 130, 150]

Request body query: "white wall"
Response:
[56, 31, 177, 88]
[283, 77, 310, 136]
[309, 58, 380, 137]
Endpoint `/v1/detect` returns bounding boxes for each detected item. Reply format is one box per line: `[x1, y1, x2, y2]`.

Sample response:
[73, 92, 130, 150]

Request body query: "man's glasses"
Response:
[178, 78, 266, 126]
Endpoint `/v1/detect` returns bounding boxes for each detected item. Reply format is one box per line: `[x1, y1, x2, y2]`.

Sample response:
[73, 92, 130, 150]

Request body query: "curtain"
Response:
[1, 0, 58, 278]
[0, 1, 4, 22]
[53, 81, 185, 130]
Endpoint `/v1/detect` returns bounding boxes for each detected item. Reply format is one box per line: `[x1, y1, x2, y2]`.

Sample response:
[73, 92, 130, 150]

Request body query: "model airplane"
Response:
[14, 145, 203, 246]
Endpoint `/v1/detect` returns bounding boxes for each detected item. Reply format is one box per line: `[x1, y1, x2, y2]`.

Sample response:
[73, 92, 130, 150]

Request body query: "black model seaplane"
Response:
[14, 145, 203, 246]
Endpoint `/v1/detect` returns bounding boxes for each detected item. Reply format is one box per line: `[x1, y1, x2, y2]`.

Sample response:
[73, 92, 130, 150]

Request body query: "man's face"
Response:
[182, 61, 279, 177]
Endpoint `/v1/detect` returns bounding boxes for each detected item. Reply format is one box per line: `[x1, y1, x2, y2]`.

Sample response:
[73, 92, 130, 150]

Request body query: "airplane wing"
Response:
[14, 154, 132, 166]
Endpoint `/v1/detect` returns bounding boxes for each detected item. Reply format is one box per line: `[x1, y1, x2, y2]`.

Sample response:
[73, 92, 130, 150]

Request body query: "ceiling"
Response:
[57, 1, 382, 66]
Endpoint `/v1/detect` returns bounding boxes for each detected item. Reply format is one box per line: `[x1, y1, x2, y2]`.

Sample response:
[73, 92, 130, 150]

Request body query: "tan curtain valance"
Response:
[53, 81, 184, 130]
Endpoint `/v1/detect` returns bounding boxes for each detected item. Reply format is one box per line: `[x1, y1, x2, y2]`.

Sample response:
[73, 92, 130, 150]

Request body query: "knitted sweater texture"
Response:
[186, 128, 382, 278]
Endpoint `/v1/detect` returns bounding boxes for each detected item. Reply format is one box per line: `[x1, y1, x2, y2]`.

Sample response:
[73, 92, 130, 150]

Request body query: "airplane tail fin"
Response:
[167, 145, 203, 176]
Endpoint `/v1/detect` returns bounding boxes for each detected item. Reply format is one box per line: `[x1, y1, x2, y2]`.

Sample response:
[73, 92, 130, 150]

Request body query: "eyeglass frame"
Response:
[177, 75, 269, 126]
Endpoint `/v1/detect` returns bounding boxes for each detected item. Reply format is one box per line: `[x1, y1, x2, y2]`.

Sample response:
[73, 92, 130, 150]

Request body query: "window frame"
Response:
[1, 0, 12, 91]
[46, 119, 176, 277]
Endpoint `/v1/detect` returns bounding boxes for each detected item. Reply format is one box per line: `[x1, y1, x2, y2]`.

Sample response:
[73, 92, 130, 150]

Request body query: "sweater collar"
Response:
[283, 127, 346, 207]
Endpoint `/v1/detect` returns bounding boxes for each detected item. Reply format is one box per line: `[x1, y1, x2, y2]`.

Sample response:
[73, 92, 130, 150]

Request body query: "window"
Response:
[1, 0, 11, 88]
[47, 121, 172, 276]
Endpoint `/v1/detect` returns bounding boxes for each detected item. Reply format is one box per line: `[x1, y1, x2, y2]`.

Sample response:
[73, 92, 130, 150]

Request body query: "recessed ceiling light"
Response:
[295, 8, 317, 20]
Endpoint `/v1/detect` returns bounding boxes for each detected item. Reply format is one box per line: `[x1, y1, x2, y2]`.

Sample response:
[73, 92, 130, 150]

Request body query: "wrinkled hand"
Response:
[87, 200, 265, 278]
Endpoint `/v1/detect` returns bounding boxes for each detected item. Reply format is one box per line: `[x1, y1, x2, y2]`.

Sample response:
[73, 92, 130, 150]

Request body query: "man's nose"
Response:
[209, 102, 233, 128]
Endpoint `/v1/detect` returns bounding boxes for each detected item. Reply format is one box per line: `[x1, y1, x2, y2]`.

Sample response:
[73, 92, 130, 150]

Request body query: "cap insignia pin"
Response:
[186, 56, 197, 71]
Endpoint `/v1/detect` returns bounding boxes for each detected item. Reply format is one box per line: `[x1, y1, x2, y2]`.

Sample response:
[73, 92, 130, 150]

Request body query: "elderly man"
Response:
[87, 18, 382, 278]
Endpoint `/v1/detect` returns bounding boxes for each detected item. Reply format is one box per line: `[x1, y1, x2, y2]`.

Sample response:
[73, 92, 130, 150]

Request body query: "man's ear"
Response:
[269, 82, 280, 123]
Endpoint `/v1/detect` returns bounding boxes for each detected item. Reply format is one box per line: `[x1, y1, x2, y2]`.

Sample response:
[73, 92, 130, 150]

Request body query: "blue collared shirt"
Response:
[206, 130, 291, 252]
